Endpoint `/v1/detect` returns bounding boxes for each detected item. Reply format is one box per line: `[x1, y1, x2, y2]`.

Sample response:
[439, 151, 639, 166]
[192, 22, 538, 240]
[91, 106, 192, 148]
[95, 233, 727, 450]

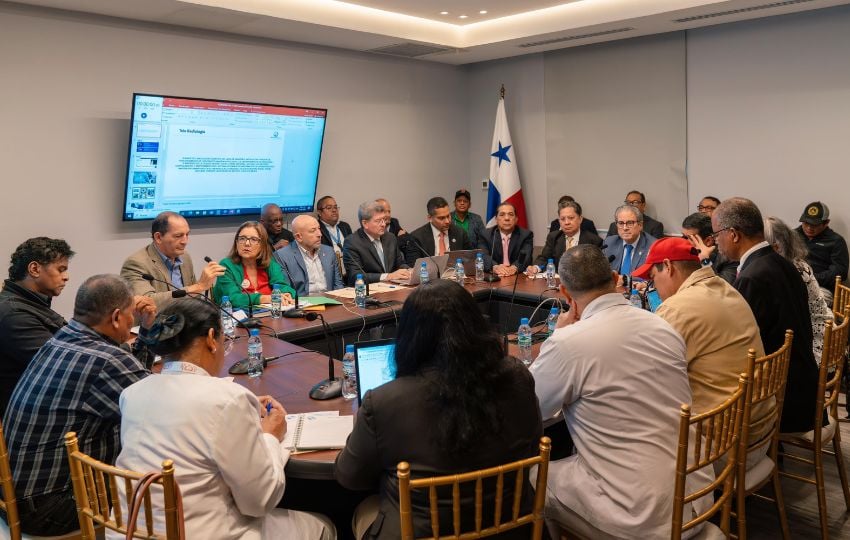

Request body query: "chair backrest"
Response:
[672, 374, 748, 540]
[817, 308, 850, 425]
[397, 436, 551, 540]
[0, 420, 21, 540]
[739, 330, 793, 461]
[834, 276, 850, 320]
[64, 432, 182, 540]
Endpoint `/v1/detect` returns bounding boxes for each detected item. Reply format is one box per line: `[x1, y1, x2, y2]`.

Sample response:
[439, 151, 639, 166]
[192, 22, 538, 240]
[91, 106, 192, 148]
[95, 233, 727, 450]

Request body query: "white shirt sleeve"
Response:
[212, 392, 288, 517]
[529, 334, 579, 421]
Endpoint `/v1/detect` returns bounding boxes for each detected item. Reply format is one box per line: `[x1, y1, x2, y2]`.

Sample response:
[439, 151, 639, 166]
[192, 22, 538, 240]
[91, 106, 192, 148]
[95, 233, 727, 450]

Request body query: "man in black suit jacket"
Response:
[343, 200, 410, 285]
[548, 195, 597, 235]
[605, 190, 664, 238]
[478, 203, 533, 276]
[527, 201, 602, 274]
[406, 196, 473, 266]
[713, 197, 819, 433]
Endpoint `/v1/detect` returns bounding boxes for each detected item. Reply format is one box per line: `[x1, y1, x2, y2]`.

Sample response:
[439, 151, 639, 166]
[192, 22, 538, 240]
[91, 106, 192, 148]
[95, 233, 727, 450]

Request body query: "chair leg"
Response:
[736, 473, 747, 540]
[831, 429, 850, 510]
[771, 468, 791, 540]
[814, 446, 830, 540]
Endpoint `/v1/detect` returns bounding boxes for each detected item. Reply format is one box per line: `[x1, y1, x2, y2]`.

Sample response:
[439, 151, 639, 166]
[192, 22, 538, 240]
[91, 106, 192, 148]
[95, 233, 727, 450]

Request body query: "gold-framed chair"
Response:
[833, 276, 850, 319]
[397, 436, 551, 540]
[672, 374, 748, 540]
[779, 309, 850, 539]
[64, 432, 183, 540]
[0, 421, 82, 540]
[734, 331, 793, 540]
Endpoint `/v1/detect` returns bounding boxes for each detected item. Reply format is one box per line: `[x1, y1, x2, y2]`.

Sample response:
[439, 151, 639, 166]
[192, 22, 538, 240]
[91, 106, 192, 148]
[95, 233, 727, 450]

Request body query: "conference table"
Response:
[217, 274, 563, 480]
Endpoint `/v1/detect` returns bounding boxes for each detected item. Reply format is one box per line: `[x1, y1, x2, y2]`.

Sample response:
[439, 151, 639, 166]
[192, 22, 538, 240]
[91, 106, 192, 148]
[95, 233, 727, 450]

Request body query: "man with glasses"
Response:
[712, 197, 818, 434]
[316, 195, 352, 278]
[121, 211, 225, 309]
[697, 196, 720, 216]
[343, 200, 410, 285]
[681, 212, 737, 284]
[259, 203, 295, 250]
[603, 205, 657, 279]
[605, 190, 664, 238]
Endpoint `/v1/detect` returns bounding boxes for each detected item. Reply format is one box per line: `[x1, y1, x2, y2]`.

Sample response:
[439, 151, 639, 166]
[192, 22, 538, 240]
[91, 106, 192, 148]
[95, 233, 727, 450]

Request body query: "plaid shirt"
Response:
[3, 319, 149, 499]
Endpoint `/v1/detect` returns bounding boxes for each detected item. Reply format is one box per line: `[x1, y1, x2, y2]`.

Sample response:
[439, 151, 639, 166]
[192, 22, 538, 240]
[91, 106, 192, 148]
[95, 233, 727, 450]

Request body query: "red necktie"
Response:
[438, 233, 446, 256]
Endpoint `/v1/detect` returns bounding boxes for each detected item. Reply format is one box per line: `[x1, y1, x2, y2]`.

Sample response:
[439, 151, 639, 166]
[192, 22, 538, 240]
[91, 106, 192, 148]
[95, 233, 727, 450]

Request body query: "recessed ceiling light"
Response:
[459, 14, 468, 19]
[440, 11, 448, 15]
[479, 10, 488, 14]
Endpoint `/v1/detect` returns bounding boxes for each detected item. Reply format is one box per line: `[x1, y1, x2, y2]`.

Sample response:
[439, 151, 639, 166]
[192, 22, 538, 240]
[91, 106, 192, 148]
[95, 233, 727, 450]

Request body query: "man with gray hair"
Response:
[343, 201, 410, 285]
[530, 245, 705, 539]
[602, 204, 657, 279]
[275, 214, 344, 296]
[712, 197, 819, 434]
[2, 275, 154, 536]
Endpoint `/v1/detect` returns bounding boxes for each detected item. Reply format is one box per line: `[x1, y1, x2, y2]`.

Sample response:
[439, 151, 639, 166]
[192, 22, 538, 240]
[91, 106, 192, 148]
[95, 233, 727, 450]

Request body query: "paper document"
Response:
[282, 411, 353, 451]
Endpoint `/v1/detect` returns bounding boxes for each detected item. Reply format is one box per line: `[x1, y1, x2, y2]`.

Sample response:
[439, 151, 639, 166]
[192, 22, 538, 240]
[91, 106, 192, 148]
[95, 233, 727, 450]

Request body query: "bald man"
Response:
[274, 215, 344, 297]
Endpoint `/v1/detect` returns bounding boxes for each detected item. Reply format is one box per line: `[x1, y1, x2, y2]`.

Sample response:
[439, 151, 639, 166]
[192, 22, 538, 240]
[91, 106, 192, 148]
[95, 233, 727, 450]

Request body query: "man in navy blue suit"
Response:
[275, 215, 343, 297]
[603, 205, 657, 282]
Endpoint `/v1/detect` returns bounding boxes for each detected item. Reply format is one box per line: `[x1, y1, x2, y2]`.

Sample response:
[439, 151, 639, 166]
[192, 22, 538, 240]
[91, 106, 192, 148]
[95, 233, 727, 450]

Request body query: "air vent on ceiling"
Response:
[366, 43, 453, 58]
[673, 0, 818, 23]
[518, 27, 635, 48]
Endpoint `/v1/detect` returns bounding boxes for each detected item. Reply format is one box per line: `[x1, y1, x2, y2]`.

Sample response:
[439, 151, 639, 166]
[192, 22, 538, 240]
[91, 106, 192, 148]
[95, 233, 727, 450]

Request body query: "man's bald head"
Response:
[292, 214, 322, 252]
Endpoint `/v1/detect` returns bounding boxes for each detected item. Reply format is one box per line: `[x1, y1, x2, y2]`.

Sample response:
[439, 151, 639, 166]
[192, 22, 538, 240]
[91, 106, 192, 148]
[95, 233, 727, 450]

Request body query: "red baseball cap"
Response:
[632, 237, 700, 280]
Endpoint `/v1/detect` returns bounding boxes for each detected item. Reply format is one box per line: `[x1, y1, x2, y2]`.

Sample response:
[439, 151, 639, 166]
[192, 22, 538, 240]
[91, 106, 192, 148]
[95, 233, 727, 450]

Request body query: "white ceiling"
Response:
[7, 0, 850, 64]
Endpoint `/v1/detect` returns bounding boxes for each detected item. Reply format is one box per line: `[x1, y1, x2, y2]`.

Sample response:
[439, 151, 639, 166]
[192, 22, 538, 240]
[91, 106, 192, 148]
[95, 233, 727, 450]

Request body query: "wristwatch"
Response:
[700, 258, 712, 267]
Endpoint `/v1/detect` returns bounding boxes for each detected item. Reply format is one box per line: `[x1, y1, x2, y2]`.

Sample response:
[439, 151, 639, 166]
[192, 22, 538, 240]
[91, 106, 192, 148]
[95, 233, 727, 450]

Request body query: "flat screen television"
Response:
[122, 93, 327, 221]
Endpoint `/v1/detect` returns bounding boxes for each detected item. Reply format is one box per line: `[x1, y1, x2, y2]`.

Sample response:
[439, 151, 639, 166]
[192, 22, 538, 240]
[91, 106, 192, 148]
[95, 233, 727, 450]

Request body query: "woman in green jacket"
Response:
[213, 221, 296, 309]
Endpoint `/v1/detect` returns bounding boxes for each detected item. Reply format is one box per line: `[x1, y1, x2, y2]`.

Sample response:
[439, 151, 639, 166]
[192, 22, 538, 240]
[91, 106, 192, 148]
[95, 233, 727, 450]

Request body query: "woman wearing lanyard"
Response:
[111, 297, 335, 539]
[212, 221, 296, 309]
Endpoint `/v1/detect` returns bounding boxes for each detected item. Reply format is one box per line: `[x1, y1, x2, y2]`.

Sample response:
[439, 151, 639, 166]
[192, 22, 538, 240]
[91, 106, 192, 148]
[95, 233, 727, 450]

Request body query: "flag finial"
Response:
[500, 84, 505, 99]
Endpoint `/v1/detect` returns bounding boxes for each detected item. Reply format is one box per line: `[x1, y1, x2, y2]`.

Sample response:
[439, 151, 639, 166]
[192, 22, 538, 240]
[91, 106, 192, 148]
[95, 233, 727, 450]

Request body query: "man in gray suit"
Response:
[275, 215, 343, 297]
[603, 205, 657, 282]
[120, 211, 224, 309]
[344, 201, 410, 285]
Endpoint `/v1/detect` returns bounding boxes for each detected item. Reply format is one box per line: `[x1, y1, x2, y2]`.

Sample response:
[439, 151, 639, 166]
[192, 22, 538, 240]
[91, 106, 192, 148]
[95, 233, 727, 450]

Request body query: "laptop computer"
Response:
[444, 248, 485, 277]
[353, 338, 397, 405]
[391, 256, 448, 285]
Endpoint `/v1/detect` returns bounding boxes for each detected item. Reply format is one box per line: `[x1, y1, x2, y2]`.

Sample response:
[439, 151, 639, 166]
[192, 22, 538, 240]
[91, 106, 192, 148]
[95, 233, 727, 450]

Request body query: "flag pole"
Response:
[500, 84, 505, 99]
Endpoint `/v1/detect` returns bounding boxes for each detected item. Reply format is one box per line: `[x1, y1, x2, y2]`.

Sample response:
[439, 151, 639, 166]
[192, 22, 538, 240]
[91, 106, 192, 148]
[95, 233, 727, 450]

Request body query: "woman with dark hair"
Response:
[111, 298, 334, 539]
[212, 221, 296, 309]
[334, 280, 543, 539]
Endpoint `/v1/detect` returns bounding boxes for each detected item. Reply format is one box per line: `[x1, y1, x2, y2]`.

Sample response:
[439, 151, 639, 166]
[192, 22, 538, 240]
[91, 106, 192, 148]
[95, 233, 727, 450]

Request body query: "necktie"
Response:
[502, 236, 510, 266]
[373, 239, 386, 271]
[566, 235, 575, 251]
[438, 233, 446, 256]
[621, 244, 634, 275]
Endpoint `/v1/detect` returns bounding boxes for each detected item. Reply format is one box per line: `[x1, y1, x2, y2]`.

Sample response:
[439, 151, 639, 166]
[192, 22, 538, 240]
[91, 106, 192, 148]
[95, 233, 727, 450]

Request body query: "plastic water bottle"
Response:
[475, 253, 485, 282]
[517, 317, 533, 366]
[419, 262, 429, 284]
[354, 274, 366, 308]
[546, 259, 556, 288]
[247, 329, 263, 378]
[629, 289, 643, 309]
[547, 307, 560, 337]
[270, 284, 282, 319]
[455, 258, 465, 284]
[220, 296, 235, 338]
[342, 344, 357, 399]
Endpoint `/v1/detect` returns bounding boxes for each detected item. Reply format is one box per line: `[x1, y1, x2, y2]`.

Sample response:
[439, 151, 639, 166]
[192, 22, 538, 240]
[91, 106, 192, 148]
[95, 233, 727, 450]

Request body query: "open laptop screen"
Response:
[354, 339, 397, 405]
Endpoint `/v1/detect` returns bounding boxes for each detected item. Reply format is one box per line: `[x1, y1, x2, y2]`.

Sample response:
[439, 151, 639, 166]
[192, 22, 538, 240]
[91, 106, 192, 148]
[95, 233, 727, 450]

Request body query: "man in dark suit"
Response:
[343, 200, 410, 285]
[548, 195, 597, 235]
[259, 202, 294, 251]
[478, 203, 533, 276]
[274, 215, 343, 297]
[713, 197, 819, 433]
[316, 195, 352, 279]
[603, 205, 657, 280]
[606, 190, 664, 238]
[527, 201, 602, 275]
[406, 196, 473, 266]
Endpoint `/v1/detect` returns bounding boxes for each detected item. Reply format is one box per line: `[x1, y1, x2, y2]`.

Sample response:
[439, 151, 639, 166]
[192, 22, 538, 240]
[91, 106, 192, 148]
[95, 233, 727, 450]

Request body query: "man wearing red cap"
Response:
[632, 238, 773, 452]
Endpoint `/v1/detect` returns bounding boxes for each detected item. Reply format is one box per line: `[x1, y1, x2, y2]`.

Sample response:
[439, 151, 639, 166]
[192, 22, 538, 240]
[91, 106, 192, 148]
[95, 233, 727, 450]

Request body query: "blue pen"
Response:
[266, 402, 273, 415]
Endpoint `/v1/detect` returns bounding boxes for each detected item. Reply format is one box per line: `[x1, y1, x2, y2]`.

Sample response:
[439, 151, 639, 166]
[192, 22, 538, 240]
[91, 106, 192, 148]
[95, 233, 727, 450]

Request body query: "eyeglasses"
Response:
[697, 205, 717, 212]
[709, 227, 733, 240]
[625, 199, 643, 206]
[236, 236, 262, 245]
[616, 220, 639, 228]
[320, 205, 340, 211]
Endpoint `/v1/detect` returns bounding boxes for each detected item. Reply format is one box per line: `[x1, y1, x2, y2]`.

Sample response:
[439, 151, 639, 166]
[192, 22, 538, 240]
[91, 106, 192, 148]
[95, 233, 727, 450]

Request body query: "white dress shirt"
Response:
[321, 220, 345, 276]
[299, 244, 328, 295]
[110, 362, 329, 539]
[530, 293, 711, 538]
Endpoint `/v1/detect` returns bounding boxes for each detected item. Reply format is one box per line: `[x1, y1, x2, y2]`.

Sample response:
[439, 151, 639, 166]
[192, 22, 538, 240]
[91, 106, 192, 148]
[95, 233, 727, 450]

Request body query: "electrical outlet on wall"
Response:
[481, 179, 489, 190]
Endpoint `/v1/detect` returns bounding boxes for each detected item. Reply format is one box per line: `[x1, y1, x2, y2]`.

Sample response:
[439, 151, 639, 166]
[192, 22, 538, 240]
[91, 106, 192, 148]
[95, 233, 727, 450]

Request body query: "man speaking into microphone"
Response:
[120, 211, 225, 309]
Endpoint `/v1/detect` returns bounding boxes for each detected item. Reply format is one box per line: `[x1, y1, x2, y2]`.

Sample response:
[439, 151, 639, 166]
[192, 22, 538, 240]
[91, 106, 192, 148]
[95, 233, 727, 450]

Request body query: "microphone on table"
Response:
[227, 311, 322, 376]
[308, 313, 343, 400]
[407, 235, 443, 280]
[271, 250, 306, 319]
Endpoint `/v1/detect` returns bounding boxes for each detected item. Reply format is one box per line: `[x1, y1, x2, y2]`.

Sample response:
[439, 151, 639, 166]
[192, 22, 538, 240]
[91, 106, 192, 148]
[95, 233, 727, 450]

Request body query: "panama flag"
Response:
[486, 97, 528, 229]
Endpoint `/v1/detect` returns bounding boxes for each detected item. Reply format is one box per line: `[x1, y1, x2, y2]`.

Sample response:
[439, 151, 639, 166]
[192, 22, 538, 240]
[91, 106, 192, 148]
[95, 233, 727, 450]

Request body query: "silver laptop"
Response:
[445, 249, 485, 277]
[353, 339, 397, 405]
[392, 256, 448, 285]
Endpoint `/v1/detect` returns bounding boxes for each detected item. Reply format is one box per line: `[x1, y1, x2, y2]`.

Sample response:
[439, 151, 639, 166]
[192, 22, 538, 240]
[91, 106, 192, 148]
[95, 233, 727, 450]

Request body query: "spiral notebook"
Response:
[282, 411, 353, 452]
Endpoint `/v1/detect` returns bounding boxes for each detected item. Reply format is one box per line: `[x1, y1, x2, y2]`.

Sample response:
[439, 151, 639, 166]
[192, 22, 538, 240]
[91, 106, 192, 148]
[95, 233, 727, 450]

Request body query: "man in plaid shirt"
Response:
[1, 274, 155, 536]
